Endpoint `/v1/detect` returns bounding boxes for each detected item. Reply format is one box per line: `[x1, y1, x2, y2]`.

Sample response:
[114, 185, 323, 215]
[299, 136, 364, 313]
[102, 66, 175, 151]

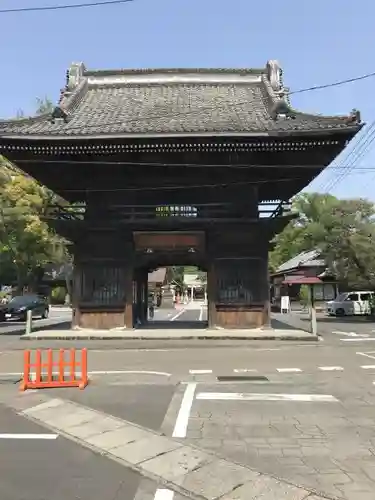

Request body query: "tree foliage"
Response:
[35, 97, 54, 116]
[0, 157, 68, 290]
[0, 97, 68, 291]
[269, 192, 375, 289]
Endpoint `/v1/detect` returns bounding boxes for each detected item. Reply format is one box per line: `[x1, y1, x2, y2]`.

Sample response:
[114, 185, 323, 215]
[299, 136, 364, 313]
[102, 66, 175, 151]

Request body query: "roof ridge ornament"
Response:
[50, 106, 69, 124]
[347, 108, 361, 124]
[266, 60, 282, 93]
[67, 62, 85, 90]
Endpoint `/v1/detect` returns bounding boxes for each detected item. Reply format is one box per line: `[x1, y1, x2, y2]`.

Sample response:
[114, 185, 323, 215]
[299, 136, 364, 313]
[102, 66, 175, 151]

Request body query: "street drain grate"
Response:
[216, 375, 269, 382]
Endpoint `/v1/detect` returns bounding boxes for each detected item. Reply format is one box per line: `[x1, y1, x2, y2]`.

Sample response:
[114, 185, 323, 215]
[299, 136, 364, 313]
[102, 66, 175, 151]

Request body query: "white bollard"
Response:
[310, 305, 317, 335]
[25, 310, 32, 335]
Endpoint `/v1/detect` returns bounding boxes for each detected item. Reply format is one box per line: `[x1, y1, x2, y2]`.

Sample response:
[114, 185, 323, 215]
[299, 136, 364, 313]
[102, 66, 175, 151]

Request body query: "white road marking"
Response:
[196, 392, 339, 402]
[189, 369, 213, 374]
[198, 307, 204, 321]
[341, 338, 375, 342]
[154, 489, 174, 500]
[333, 330, 358, 337]
[90, 349, 172, 353]
[170, 308, 187, 321]
[88, 370, 172, 377]
[0, 370, 172, 378]
[0, 434, 58, 439]
[361, 365, 375, 370]
[172, 383, 197, 438]
[318, 366, 344, 371]
[357, 351, 375, 361]
[276, 368, 302, 373]
[233, 369, 258, 373]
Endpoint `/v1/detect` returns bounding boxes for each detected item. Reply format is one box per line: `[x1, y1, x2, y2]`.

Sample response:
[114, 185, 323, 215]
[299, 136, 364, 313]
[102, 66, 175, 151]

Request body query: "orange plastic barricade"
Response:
[20, 348, 88, 391]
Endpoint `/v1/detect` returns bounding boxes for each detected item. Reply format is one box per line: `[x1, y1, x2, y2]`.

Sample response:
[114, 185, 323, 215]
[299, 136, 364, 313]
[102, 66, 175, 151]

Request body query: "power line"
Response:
[41, 176, 309, 193]
[321, 122, 375, 192]
[0, 0, 133, 14]
[288, 71, 375, 95]
[14, 158, 375, 171]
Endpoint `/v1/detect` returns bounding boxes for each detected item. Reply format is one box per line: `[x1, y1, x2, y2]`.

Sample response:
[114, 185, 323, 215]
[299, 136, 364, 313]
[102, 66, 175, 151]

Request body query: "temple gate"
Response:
[0, 61, 362, 330]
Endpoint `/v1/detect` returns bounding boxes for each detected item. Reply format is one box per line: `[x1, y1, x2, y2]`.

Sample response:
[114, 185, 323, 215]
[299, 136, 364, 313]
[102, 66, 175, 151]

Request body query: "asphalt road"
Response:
[0, 304, 375, 498]
[1, 319, 375, 499]
[0, 402, 149, 500]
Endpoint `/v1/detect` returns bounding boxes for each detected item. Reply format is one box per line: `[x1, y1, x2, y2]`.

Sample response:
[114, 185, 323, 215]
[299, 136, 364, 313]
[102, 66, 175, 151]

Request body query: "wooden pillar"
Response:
[213, 257, 269, 329]
[207, 262, 216, 328]
[124, 262, 134, 329]
[71, 228, 134, 330]
[142, 269, 148, 323]
[133, 267, 148, 325]
[207, 222, 270, 330]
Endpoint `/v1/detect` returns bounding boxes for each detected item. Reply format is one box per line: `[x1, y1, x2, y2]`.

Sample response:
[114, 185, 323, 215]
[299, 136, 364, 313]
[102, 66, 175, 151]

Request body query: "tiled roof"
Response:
[0, 61, 362, 138]
[276, 249, 325, 273]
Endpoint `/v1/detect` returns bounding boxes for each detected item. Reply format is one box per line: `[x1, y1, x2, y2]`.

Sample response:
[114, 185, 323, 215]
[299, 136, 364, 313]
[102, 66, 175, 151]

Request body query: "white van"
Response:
[326, 291, 374, 316]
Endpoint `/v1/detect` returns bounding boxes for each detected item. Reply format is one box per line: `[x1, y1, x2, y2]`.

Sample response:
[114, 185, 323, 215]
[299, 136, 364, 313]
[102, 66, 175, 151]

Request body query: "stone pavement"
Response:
[181, 376, 375, 500]
[4, 391, 327, 500]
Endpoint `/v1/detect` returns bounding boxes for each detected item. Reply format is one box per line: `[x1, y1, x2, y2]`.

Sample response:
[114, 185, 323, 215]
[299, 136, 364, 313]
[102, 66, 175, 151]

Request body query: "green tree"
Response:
[269, 192, 375, 289]
[0, 157, 68, 291]
[35, 96, 54, 115]
[166, 266, 185, 287]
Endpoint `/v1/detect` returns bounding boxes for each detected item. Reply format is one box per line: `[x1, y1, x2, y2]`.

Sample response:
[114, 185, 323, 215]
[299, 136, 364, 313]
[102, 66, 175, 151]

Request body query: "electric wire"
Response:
[320, 122, 375, 192]
[0, 0, 133, 14]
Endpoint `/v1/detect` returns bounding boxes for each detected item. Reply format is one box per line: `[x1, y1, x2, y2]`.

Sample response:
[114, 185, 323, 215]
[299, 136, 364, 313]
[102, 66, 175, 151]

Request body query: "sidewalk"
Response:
[20, 327, 318, 341]
[3, 392, 327, 500]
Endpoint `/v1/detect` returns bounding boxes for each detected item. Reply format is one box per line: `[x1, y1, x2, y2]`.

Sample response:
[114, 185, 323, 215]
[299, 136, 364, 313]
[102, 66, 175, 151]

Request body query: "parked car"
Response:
[326, 291, 374, 317]
[0, 294, 49, 322]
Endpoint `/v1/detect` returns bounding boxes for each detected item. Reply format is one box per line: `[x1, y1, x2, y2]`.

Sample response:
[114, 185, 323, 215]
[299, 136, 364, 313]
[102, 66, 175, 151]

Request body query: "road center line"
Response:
[233, 369, 258, 373]
[318, 366, 344, 371]
[356, 352, 375, 360]
[341, 338, 375, 342]
[333, 331, 358, 337]
[189, 369, 213, 374]
[361, 365, 375, 369]
[172, 382, 197, 438]
[154, 488, 174, 500]
[0, 433, 58, 439]
[196, 392, 339, 402]
[276, 368, 302, 373]
[0, 370, 172, 378]
[170, 308, 186, 321]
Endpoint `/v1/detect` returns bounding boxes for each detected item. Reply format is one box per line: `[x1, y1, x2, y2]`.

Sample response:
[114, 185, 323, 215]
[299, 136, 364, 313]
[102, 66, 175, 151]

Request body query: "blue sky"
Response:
[1, 0, 374, 200]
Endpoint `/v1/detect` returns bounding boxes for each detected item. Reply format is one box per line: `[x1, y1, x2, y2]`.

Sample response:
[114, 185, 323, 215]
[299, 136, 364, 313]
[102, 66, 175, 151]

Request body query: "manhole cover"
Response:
[216, 375, 269, 382]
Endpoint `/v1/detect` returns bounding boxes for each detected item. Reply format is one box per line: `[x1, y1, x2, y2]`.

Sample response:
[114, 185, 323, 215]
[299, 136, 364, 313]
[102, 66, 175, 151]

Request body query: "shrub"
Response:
[50, 286, 66, 304]
[299, 285, 310, 306]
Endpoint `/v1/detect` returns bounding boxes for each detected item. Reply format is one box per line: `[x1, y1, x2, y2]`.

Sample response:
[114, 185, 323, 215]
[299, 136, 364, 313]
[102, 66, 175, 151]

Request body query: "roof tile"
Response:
[0, 63, 361, 138]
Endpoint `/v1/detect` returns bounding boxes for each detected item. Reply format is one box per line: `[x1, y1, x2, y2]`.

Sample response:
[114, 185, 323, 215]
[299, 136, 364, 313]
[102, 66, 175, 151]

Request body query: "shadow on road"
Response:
[298, 315, 374, 325]
[139, 320, 208, 329]
[0, 320, 72, 336]
[271, 318, 308, 331]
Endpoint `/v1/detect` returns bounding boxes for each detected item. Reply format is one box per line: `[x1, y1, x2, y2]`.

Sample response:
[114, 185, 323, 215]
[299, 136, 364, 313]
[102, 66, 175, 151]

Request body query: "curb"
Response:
[20, 334, 319, 341]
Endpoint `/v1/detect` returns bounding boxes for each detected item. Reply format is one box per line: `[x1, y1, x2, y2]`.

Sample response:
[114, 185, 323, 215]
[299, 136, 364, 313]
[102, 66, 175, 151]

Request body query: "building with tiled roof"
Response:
[0, 61, 362, 330]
